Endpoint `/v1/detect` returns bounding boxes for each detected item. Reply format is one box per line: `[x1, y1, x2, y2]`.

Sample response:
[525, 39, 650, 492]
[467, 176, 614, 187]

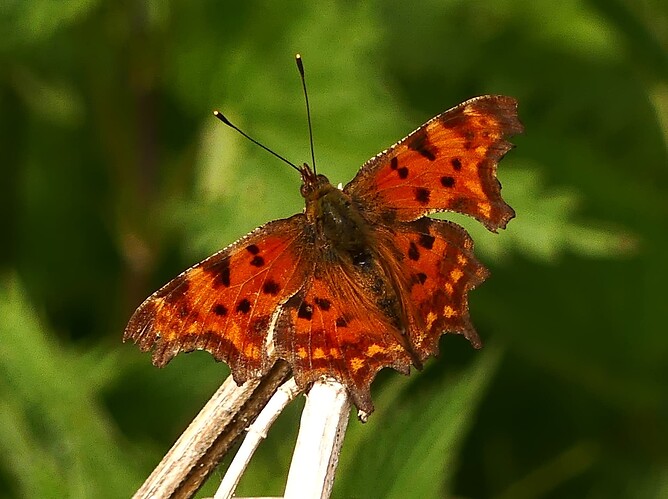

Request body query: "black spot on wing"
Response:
[418, 233, 435, 249]
[204, 257, 231, 288]
[236, 298, 251, 314]
[213, 303, 228, 316]
[440, 176, 455, 188]
[390, 157, 399, 170]
[408, 242, 420, 261]
[250, 255, 265, 267]
[407, 129, 437, 161]
[414, 187, 430, 204]
[298, 302, 313, 320]
[262, 279, 280, 295]
[314, 297, 331, 311]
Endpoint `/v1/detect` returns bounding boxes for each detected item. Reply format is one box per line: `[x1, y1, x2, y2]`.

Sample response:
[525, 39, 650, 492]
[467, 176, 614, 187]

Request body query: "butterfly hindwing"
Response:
[124, 214, 314, 383]
[274, 262, 412, 413]
[345, 95, 523, 231]
[388, 218, 489, 359]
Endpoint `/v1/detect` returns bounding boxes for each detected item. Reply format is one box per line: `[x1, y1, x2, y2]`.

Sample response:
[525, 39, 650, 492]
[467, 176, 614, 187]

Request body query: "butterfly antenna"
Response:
[213, 110, 301, 173]
[295, 54, 317, 174]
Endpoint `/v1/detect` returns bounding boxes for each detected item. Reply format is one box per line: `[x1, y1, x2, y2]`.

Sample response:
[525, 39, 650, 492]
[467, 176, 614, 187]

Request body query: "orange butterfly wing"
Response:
[124, 94, 523, 416]
[124, 215, 314, 384]
[344, 95, 523, 231]
[388, 218, 489, 359]
[274, 261, 413, 414]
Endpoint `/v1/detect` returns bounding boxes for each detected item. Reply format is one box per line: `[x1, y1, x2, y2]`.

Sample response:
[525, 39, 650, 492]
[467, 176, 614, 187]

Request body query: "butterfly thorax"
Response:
[300, 165, 423, 367]
[300, 165, 373, 266]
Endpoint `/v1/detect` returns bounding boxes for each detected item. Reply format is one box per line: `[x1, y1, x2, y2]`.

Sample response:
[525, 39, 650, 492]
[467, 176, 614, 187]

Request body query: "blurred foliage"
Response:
[1, 0, 667, 498]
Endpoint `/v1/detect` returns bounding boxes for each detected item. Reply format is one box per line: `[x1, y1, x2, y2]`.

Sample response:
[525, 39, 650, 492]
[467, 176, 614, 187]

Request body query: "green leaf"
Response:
[335, 345, 502, 498]
[448, 166, 636, 263]
[0, 0, 100, 50]
[0, 275, 143, 498]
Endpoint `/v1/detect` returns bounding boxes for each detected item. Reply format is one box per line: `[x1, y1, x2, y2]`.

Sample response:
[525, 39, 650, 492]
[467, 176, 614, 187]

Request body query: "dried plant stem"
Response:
[214, 378, 302, 499]
[283, 379, 351, 499]
[131, 363, 351, 499]
[132, 360, 292, 499]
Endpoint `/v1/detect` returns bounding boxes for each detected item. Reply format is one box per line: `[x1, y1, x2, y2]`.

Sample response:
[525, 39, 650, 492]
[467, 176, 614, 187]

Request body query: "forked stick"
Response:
[132, 360, 351, 499]
[214, 378, 302, 499]
[132, 360, 292, 499]
[214, 378, 351, 499]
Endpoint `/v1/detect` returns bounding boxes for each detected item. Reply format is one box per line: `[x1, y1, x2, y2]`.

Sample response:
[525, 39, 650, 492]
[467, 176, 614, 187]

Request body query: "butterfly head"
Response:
[299, 163, 332, 201]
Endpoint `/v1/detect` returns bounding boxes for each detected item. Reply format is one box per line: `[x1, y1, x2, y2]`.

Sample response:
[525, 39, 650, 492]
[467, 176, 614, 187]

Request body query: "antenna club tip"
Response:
[213, 110, 232, 126]
[295, 54, 304, 74]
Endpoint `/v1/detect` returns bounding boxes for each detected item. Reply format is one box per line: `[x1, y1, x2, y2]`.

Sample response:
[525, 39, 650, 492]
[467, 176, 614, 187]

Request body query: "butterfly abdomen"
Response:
[302, 178, 425, 368]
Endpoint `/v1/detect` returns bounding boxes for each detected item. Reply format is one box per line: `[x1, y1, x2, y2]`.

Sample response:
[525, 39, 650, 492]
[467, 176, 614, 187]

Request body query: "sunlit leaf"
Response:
[336, 346, 502, 498]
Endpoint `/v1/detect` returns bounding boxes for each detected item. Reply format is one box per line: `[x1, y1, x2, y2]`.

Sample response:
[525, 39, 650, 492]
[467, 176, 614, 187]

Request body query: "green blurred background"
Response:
[1, 1, 666, 498]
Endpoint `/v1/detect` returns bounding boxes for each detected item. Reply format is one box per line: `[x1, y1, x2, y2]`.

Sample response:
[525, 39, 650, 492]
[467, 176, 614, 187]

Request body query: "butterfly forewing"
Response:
[124, 214, 314, 383]
[345, 95, 523, 231]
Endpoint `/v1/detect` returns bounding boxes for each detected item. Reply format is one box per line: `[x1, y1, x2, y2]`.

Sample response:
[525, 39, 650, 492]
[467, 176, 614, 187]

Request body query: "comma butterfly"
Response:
[124, 84, 523, 415]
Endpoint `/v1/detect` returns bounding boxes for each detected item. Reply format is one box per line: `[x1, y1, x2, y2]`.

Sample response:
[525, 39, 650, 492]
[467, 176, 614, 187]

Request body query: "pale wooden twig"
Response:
[214, 378, 302, 499]
[132, 360, 292, 499]
[132, 362, 351, 499]
[283, 379, 351, 499]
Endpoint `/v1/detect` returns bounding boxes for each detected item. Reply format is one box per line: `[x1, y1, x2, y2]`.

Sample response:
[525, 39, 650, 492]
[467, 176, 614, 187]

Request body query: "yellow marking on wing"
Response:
[297, 347, 308, 359]
[190, 267, 204, 279]
[478, 202, 491, 218]
[450, 268, 464, 283]
[244, 343, 259, 359]
[445, 283, 454, 294]
[227, 322, 241, 342]
[457, 254, 468, 266]
[465, 179, 485, 198]
[444, 306, 456, 318]
[350, 357, 365, 372]
[426, 311, 437, 329]
[475, 145, 488, 156]
[366, 344, 386, 357]
[313, 347, 326, 360]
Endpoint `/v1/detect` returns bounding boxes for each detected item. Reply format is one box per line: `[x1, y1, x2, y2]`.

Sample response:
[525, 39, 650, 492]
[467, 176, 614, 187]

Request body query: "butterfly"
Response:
[124, 95, 523, 415]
